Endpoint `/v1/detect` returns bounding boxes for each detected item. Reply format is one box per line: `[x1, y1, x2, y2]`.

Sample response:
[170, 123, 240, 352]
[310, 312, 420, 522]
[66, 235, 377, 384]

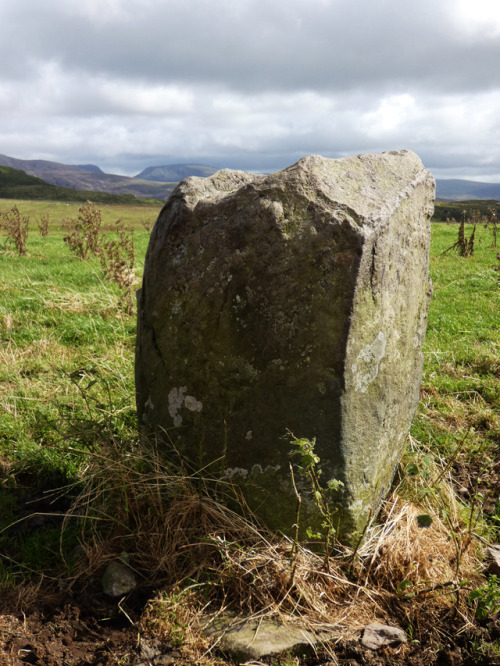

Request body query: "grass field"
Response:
[0, 202, 160, 583]
[0, 201, 499, 663]
[410, 222, 499, 526]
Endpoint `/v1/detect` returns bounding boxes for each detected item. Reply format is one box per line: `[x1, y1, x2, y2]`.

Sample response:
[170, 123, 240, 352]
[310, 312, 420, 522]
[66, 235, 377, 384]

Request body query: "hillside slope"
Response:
[0, 165, 148, 203]
[0, 154, 175, 200]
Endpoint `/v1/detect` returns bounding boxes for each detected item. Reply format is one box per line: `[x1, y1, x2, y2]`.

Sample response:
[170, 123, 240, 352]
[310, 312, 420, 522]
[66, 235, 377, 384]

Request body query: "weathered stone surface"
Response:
[101, 560, 137, 597]
[135, 150, 434, 537]
[486, 544, 500, 576]
[361, 622, 407, 650]
[202, 615, 333, 663]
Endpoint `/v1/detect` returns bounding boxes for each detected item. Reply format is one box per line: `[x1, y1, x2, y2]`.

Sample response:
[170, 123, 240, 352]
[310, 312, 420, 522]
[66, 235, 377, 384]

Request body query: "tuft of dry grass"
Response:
[360, 497, 481, 596]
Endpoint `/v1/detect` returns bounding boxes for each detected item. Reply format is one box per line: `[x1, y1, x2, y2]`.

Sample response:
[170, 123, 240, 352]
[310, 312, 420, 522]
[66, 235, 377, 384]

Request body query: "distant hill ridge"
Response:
[135, 164, 218, 182]
[75, 164, 105, 174]
[0, 154, 500, 202]
[435, 178, 500, 201]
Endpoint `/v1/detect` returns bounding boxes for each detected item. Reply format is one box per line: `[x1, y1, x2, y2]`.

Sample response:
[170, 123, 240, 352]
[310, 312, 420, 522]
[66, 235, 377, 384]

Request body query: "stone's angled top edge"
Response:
[167, 168, 264, 209]
[285, 148, 425, 170]
[165, 150, 435, 222]
[271, 149, 435, 224]
[181, 168, 262, 191]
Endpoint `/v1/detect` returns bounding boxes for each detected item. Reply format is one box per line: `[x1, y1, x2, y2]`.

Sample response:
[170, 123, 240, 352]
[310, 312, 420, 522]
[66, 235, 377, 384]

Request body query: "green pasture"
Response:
[0, 204, 499, 574]
[412, 223, 499, 480]
[0, 198, 161, 232]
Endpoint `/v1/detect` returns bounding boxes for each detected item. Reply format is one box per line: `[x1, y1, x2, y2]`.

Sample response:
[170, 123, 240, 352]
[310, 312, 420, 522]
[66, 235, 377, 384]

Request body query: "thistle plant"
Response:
[63, 201, 102, 260]
[442, 211, 477, 257]
[37, 213, 50, 237]
[1, 205, 29, 255]
[98, 219, 137, 315]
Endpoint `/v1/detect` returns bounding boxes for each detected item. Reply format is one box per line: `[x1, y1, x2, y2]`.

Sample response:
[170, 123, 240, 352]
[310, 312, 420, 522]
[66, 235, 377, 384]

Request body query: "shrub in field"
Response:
[98, 219, 137, 315]
[1, 205, 29, 255]
[62, 202, 138, 313]
[63, 201, 102, 259]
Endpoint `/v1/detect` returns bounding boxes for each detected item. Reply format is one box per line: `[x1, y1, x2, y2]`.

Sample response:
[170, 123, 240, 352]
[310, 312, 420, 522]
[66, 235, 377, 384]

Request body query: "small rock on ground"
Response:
[361, 623, 407, 651]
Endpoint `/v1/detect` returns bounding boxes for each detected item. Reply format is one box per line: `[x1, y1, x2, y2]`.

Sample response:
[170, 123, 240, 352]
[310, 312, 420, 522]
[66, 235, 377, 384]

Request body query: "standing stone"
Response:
[135, 150, 434, 538]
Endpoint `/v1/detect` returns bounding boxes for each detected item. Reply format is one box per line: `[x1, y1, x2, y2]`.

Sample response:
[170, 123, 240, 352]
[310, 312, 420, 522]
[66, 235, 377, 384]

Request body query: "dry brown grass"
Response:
[56, 442, 485, 662]
[360, 497, 481, 596]
[42, 286, 117, 315]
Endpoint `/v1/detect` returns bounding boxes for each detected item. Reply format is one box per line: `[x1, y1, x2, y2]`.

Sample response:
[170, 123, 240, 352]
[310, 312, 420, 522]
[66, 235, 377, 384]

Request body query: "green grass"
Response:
[0, 203, 158, 481]
[0, 202, 162, 580]
[407, 221, 500, 538]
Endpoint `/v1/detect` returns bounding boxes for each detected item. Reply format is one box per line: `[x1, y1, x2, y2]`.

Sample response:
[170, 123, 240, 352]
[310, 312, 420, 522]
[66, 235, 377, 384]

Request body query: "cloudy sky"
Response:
[1, 0, 500, 180]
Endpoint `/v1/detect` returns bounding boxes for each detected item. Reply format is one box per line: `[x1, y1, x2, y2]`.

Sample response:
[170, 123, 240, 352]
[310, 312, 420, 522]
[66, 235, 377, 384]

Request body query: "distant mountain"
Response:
[74, 164, 105, 174]
[0, 165, 143, 204]
[0, 154, 175, 201]
[135, 163, 219, 182]
[436, 179, 500, 201]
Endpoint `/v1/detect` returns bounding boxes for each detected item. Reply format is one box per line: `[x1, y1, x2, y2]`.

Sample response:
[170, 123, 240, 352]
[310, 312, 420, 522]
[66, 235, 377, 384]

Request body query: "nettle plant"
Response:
[290, 435, 344, 572]
[469, 575, 500, 621]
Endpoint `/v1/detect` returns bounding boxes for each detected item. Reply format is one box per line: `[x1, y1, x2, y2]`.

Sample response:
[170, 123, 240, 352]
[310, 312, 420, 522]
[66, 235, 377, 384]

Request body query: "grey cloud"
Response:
[3, 0, 499, 94]
[1, 0, 500, 179]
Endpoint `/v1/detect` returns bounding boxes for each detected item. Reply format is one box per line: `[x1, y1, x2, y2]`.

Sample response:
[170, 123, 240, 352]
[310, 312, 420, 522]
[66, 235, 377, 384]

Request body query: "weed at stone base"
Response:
[142, 590, 200, 650]
[289, 434, 343, 573]
[470, 635, 500, 664]
[469, 575, 500, 621]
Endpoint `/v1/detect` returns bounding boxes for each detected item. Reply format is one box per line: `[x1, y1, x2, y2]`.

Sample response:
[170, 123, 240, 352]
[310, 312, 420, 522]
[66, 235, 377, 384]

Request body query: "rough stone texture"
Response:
[486, 544, 500, 576]
[135, 150, 434, 537]
[360, 622, 407, 650]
